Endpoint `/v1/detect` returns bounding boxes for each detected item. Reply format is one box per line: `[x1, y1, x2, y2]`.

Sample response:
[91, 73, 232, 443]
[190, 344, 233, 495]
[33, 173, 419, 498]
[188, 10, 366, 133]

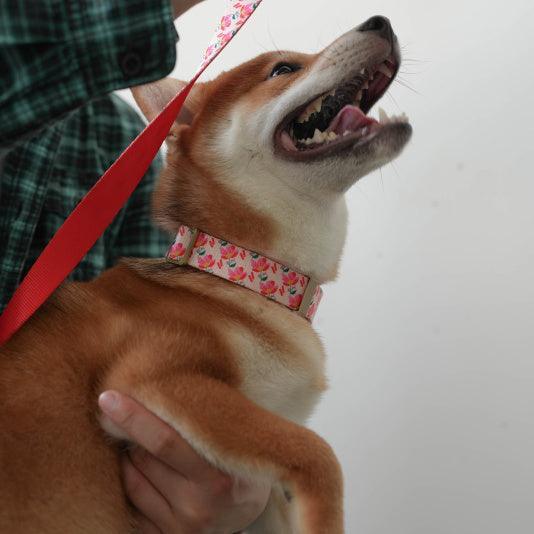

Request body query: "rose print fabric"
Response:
[167, 225, 323, 322]
[199, 1, 263, 71]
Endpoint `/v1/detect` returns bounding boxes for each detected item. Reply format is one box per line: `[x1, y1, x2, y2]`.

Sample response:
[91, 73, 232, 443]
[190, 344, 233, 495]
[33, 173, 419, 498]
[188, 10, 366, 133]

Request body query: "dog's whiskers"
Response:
[394, 77, 421, 95]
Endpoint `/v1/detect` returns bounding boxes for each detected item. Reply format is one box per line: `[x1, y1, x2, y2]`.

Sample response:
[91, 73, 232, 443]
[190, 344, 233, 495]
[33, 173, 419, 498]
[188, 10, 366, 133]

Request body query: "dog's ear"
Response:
[131, 77, 204, 137]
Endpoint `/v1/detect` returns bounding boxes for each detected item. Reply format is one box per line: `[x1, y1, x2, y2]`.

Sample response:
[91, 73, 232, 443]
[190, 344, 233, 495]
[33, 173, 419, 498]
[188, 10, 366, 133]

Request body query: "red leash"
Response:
[0, 1, 263, 346]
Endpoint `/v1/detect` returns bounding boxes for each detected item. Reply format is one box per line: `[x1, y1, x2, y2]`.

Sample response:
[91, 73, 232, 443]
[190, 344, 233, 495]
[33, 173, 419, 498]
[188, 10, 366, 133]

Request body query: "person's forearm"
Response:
[0, 0, 178, 153]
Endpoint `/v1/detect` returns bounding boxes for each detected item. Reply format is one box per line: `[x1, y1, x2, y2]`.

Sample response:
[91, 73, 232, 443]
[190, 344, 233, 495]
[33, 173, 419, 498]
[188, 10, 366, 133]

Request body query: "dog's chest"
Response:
[222, 311, 327, 425]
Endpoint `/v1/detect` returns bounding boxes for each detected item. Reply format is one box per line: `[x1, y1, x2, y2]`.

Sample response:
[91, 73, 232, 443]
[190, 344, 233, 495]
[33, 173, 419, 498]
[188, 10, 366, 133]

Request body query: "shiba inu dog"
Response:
[0, 16, 411, 533]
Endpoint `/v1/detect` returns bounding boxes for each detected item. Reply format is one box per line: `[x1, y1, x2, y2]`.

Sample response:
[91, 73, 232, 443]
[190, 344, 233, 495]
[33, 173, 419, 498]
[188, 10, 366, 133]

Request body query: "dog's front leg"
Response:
[104, 374, 344, 534]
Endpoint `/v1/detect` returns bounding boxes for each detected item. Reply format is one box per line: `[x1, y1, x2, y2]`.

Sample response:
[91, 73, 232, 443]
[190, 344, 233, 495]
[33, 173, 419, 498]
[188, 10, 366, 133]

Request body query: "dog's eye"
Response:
[270, 63, 299, 78]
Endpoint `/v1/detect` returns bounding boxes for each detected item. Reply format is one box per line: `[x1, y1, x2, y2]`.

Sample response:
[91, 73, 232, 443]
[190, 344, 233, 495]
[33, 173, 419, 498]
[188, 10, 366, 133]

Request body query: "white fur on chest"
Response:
[221, 307, 326, 425]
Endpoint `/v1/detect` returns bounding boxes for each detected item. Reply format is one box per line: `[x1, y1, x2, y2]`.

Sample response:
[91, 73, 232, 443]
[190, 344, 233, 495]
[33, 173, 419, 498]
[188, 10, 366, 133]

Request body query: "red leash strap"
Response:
[0, 1, 263, 345]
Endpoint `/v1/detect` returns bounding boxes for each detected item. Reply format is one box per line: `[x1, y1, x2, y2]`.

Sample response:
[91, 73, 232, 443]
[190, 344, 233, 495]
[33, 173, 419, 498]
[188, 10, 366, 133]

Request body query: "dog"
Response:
[0, 16, 411, 533]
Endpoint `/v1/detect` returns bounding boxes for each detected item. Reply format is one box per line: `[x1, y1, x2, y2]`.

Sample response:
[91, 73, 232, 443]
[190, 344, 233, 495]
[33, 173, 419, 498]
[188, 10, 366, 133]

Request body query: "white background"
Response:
[120, 1, 534, 532]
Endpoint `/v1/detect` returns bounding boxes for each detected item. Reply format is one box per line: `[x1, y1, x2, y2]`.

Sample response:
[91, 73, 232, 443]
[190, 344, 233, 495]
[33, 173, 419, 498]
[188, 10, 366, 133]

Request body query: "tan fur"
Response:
[1, 23, 411, 533]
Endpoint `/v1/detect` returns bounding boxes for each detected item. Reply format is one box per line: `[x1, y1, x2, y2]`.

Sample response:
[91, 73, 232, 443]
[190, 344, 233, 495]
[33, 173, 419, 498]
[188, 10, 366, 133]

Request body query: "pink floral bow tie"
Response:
[166, 225, 323, 321]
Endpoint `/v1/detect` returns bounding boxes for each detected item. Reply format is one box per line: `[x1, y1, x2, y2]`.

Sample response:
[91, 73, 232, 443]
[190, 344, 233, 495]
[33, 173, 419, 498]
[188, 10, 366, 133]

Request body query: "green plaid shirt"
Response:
[0, 0, 178, 312]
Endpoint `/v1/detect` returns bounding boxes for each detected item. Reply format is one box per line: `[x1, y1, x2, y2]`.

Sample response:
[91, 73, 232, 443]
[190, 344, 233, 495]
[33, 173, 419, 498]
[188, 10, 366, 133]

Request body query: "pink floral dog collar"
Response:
[166, 225, 323, 321]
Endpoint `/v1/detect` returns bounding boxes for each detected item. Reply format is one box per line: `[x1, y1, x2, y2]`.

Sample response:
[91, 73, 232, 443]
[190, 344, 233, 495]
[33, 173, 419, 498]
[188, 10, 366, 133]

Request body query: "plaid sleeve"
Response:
[0, 0, 177, 152]
[107, 150, 170, 264]
[91, 94, 170, 265]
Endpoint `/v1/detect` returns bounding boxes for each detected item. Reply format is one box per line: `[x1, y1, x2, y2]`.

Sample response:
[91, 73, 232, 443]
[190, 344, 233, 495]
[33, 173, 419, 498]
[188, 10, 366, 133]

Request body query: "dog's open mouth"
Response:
[276, 54, 409, 158]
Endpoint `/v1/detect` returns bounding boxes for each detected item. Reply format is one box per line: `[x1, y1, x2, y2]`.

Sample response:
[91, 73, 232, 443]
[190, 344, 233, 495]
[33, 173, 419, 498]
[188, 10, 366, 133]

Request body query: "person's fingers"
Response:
[121, 455, 175, 532]
[135, 514, 163, 534]
[129, 447, 187, 503]
[129, 447, 238, 519]
[101, 392, 270, 531]
[99, 391, 211, 478]
[128, 447, 269, 532]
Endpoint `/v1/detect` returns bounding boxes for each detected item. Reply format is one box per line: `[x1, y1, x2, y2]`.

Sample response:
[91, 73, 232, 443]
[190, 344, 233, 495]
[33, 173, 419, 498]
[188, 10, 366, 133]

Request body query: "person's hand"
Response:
[171, 0, 205, 19]
[99, 391, 270, 534]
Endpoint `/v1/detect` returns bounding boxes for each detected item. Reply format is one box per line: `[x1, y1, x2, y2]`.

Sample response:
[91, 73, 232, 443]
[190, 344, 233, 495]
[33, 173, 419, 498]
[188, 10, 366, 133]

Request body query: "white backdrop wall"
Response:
[119, 1, 534, 532]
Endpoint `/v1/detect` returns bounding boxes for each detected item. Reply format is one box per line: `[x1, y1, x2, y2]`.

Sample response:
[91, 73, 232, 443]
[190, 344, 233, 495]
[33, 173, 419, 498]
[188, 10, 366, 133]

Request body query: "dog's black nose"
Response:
[358, 15, 395, 44]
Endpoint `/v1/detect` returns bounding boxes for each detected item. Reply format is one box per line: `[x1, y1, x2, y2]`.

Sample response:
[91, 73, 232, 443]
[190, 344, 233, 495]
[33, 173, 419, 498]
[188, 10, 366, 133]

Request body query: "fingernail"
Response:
[99, 391, 120, 414]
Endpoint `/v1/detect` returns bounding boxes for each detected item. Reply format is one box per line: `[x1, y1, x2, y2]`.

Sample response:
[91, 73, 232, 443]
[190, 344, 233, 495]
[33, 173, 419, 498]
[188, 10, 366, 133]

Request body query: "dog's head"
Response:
[134, 16, 412, 281]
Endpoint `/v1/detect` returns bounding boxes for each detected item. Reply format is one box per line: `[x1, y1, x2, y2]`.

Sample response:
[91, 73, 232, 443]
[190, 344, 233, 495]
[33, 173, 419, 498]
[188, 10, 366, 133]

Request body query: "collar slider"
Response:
[298, 278, 319, 319]
[166, 227, 199, 266]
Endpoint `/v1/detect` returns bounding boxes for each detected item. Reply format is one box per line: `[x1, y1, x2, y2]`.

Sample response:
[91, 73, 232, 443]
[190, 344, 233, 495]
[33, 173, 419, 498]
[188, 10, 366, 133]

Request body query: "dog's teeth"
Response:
[375, 109, 410, 125]
[304, 128, 335, 145]
[359, 68, 366, 76]
[296, 95, 324, 124]
[377, 64, 394, 78]
[312, 128, 324, 143]
[363, 80, 369, 90]
[309, 97, 322, 114]
[356, 90, 363, 103]
[378, 107, 389, 123]
[343, 130, 351, 136]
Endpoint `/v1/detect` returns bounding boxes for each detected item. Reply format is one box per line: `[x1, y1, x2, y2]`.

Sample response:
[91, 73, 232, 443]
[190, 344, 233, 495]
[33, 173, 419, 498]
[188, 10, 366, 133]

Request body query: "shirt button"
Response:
[119, 51, 144, 79]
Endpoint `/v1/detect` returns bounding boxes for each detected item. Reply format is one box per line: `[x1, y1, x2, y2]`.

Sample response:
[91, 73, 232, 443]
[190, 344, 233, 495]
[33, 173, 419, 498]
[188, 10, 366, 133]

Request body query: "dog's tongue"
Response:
[328, 105, 377, 135]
